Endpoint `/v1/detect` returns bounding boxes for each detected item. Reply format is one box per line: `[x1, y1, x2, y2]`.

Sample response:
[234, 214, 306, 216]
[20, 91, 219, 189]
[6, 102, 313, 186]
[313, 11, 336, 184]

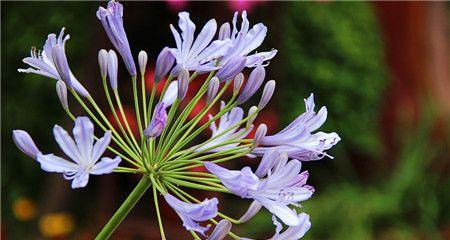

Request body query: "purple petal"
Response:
[91, 156, 121, 175]
[237, 66, 265, 104]
[144, 102, 168, 138]
[72, 117, 94, 163]
[207, 219, 231, 240]
[36, 153, 78, 173]
[238, 201, 263, 223]
[53, 125, 82, 164]
[189, 19, 217, 59]
[91, 131, 112, 162]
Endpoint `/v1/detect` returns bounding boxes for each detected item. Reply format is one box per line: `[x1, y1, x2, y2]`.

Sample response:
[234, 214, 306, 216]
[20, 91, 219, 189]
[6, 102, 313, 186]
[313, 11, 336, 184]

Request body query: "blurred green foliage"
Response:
[1, 2, 94, 238]
[280, 2, 386, 158]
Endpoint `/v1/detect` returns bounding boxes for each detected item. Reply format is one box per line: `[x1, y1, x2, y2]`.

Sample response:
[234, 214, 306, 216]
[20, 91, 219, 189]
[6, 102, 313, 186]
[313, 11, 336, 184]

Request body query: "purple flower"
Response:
[144, 102, 168, 138]
[32, 117, 120, 188]
[12, 130, 41, 159]
[162, 80, 178, 106]
[220, 11, 277, 68]
[252, 94, 341, 161]
[18, 28, 90, 97]
[97, 0, 136, 76]
[258, 80, 275, 110]
[206, 77, 220, 105]
[169, 12, 232, 74]
[177, 68, 190, 100]
[205, 151, 314, 226]
[194, 101, 253, 153]
[164, 194, 218, 235]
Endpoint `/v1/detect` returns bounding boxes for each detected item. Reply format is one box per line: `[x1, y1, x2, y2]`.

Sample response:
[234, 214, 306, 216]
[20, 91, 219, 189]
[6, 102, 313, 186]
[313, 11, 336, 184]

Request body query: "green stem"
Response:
[132, 76, 144, 138]
[95, 177, 151, 240]
[152, 184, 167, 240]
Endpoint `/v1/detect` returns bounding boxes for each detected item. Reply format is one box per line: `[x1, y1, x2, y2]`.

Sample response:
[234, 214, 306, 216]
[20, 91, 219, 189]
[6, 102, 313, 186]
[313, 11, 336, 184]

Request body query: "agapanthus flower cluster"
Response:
[13, 1, 340, 239]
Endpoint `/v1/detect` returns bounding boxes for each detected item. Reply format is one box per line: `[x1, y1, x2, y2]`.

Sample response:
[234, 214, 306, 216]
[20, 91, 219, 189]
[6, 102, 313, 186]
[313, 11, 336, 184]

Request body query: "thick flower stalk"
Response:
[13, 1, 340, 240]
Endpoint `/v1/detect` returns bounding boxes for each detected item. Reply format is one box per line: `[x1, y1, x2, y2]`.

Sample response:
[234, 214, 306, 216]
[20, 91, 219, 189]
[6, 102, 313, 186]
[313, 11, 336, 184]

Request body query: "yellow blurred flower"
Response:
[12, 197, 37, 221]
[39, 212, 75, 238]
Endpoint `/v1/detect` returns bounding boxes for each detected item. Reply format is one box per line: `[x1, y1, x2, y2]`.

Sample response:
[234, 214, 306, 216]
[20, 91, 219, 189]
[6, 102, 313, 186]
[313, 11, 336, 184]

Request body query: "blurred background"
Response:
[2, 1, 450, 239]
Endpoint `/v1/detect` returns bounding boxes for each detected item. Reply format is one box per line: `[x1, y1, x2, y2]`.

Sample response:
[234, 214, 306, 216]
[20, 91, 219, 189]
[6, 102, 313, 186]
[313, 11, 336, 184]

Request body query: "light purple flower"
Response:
[162, 80, 178, 106]
[253, 124, 267, 148]
[164, 194, 218, 235]
[18, 28, 90, 97]
[205, 151, 314, 226]
[97, 0, 136, 76]
[144, 102, 168, 138]
[154, 47, 175, 83]
[195, 101, 253, 153]
[169, 12, 232, 74]
[220, 11, 277, 68]
[12, 130, 41, 159]
[34, 117, 120, 188]
[271, 213, 311, 240]
[252, 94, 341, 161]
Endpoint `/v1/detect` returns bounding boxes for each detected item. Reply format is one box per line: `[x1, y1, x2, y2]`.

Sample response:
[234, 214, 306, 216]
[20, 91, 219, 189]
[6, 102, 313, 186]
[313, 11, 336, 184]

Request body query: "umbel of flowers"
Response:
[13, 1, 340, 239]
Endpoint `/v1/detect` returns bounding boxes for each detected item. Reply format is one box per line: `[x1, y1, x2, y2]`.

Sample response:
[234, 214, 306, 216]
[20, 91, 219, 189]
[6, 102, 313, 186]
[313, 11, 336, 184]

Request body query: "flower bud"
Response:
[215, 56, 246, 82]
[218, 22, 231, 40]
[107, 50, 118, 89]
[144, 102, 167, 138]
[98, 49, 108, 78]
[233, 73, 244, 95]
[258, 80, 275, 110]
[52, 44, 72, 86]
[138, 50, 148, 76]
[206, 77, 220, 105]
[56, 80, 68, 109]
[238, 201, 263, 223]
[207, 219, 232, 240]
[246, 106, 258, 128]
[237, 66, 265, 104]
[162, 81, 178, 106]
[155, 47, 175, 83]
[252, 124, 267, 149]
[12, 130, 41, 159]
[177, 68, 189, 100]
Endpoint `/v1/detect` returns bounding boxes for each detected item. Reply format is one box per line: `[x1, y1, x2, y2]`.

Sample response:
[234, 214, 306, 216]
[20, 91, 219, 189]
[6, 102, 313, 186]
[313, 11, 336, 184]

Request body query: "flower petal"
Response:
[72, 117, 94, 164]
[91, 156, 121, 175]
[37, 153, 78, 173]
[91, 131, 112, 163]
[53, 125, 82, 164]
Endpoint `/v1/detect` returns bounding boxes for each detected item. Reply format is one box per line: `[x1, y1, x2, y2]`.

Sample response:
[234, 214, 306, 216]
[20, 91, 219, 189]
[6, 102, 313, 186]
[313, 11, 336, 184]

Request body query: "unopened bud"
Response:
[56, 80, 68, 109]
[155, 47, 175, 83]
[12, 130, 41, 159]
[233, 73, 244, 95]
[207, 219, 232, 240]
[252, 124, 267, 149]
[206, 77, 220, 105]
[138, 50, 148, 76]
[258, 80, 275, 109]
[98, 49, 108, 78]
[246, 106, 258, 127]
[107, 50, 119, 89]
[52, 44, 71, 86]
[144, 102, 167, 138]
[177, 68, 189, 100]
[237, 66, 265, 104]
[238, 201, 263, 223]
